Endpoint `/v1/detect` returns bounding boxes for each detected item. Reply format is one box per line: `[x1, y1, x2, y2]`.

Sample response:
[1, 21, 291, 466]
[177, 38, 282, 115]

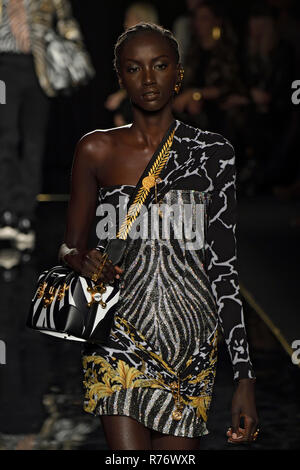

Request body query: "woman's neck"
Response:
[130, 107, 175, 147]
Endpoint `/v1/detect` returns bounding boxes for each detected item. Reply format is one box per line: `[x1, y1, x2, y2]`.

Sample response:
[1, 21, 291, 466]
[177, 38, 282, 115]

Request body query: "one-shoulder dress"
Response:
[81, 119, 255, 438]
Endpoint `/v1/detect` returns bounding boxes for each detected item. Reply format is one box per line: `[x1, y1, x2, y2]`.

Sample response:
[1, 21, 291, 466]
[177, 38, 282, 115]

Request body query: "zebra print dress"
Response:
[81, 119, 255, 438]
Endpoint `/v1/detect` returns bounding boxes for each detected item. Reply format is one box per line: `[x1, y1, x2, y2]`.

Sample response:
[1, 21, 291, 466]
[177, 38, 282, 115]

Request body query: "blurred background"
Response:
[0, 0, 299, 450]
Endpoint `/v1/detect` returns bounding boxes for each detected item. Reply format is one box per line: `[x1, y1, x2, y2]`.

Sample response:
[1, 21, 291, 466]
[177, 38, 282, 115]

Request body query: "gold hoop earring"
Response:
[174, 68, 184, 94]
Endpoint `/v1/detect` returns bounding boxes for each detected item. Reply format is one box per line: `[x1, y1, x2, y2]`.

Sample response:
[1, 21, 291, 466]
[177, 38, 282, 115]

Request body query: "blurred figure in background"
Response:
[105, 2, 159, 126]
[123, 1, 159, 30]
[0, 0, 93, 267]
[173, 1, 248, 146]
[266, 0, 300, 73]
[172, 0, 204, 67]
[265, 0, 300, 214]
[239, 3, 295, 195]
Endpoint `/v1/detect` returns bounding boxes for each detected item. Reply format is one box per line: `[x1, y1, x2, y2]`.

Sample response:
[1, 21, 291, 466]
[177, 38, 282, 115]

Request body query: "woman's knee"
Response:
[100, 415, 152, 450]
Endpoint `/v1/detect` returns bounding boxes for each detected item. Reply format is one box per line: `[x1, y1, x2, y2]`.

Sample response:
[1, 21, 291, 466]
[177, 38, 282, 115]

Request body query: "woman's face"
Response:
[118, 32, 179, 112]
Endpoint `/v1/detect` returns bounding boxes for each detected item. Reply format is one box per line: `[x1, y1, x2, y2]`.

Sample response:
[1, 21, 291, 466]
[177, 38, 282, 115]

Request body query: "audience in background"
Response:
[102, 0, 300, 203]
[238, 4, 295, 195]
[173, 2, 247, 147]
[172, 0, 204, 66]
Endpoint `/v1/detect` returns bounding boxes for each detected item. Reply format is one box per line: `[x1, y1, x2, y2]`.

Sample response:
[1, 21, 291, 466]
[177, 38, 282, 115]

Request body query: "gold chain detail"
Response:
[171, 375, 184, 421]
[116, 128, 175, 240]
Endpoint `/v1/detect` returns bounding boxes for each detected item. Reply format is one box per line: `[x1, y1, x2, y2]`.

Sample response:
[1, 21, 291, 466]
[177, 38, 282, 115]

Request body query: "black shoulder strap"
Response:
[102, 120, 176, 264]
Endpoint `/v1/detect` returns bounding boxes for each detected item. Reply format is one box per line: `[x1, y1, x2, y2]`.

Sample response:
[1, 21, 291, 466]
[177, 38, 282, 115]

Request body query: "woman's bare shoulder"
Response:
[76, 124, 132, 161]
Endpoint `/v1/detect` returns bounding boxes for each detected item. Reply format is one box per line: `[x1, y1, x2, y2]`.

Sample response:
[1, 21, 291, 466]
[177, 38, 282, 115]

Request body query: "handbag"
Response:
[44, 26, 95, 95]
[26, 121, 176, 344]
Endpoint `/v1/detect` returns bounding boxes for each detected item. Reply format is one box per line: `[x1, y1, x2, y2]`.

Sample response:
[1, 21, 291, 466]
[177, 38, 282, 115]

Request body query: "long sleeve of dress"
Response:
[204, 137, 256, 381]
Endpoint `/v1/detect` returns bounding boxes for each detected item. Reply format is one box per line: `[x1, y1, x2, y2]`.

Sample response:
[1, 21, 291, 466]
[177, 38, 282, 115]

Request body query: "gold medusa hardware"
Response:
[87, 282, 107, 308]
[142, 175, 156, 190]
[37, 281, 47, 299]
[57, 283, 70, 301]
[43, 286, 57, 307]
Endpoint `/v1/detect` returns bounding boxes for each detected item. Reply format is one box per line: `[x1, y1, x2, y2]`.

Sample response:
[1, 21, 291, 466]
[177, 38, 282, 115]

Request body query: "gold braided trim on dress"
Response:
[116, 128, 175, 241]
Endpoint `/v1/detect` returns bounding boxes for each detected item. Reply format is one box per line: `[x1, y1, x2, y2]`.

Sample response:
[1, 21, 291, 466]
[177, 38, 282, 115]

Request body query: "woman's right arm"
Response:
[61, 134, 123, 283]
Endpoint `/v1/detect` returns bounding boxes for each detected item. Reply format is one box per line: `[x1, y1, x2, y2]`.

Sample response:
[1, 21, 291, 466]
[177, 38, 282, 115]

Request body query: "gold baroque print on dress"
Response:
[82, 315, 218, 424]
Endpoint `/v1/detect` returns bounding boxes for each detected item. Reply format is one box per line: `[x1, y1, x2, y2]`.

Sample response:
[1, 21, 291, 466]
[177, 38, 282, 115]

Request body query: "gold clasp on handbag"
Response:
[57, 282, 70, 301]
[37, 281, 47, 299]
[87, 282, 107, 308]
[87, 252, 110, 308]
[43, 286, 57, 307]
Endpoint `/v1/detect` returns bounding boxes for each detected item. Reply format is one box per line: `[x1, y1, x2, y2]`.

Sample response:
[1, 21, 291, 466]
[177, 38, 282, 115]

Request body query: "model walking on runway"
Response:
[60, 23, 259, 450]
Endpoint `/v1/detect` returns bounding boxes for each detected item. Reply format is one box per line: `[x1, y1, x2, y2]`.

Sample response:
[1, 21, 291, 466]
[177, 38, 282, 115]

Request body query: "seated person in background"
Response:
[239, 3, 295, 193]
[172, 0, 205, 67]
[173, 1, 248, 145]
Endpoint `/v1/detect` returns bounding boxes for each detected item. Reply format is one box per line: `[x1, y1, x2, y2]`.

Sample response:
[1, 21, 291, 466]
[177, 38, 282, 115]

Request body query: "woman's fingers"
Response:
[83, 249, 124, 282]
[243, 415, 257, 441]
[226, 426, 244, 442]
[230, 410, 241, 440]
[227, 420, 259, 444]
[114, 265, 123, 274]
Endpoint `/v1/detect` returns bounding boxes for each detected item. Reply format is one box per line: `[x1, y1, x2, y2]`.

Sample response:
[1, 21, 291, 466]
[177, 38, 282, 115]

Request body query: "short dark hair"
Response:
[113, 22, 180, 74]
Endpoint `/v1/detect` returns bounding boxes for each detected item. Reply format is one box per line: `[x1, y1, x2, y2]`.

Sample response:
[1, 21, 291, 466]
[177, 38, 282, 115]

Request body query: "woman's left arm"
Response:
[204, 137, 258, 442]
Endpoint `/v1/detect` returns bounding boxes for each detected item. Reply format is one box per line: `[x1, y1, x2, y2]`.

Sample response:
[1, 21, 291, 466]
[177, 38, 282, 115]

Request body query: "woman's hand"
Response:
[64, 248, 124, 284]
[227, 378, 259, 444]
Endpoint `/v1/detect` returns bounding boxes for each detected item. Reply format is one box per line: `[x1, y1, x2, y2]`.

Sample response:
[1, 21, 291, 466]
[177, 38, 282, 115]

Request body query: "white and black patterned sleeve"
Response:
[204, 137, 256, 381]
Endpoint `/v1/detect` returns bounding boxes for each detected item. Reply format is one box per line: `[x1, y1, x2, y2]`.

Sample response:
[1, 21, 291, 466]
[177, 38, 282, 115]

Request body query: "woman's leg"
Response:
[100, 415, 152, 450]
[151, 430, 201, 450]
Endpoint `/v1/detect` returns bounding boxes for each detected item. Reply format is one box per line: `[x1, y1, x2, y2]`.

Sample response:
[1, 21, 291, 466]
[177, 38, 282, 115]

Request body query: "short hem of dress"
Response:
[83, 387, 210, 439]
[86, 408, 210, 438]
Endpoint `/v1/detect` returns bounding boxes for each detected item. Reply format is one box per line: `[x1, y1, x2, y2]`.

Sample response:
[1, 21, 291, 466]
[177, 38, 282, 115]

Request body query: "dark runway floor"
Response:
[0, 193, 299, 450]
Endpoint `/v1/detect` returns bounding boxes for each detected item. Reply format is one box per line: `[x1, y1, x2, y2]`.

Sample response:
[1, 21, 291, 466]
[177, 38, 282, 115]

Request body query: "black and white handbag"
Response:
[44, 27, 95, 95]
[44, 0, 95, 95]
[26, 122, 176, 344]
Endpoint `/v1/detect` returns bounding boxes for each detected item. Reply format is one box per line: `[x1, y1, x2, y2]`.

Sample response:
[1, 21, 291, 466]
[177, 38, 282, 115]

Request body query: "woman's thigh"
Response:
[100, 415, 152, 450]
[151, 430, 201, 450]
